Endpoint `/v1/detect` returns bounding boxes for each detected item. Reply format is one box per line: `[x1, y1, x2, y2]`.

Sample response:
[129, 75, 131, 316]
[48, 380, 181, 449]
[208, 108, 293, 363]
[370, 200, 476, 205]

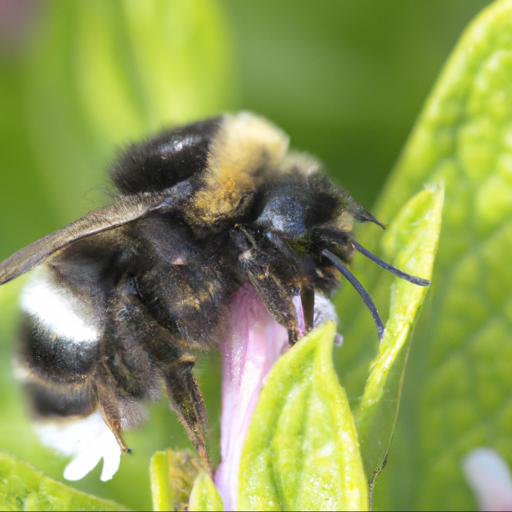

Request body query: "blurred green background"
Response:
[0, 0, 491, 510]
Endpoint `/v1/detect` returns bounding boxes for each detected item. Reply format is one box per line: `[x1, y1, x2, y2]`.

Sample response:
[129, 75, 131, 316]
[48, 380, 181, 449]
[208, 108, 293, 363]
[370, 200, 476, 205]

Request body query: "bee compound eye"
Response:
[256, 195, 306, 241]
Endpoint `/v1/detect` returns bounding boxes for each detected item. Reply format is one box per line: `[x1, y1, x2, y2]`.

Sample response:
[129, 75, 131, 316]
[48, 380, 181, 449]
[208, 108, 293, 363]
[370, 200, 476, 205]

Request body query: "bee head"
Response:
[254, 167, 344, 243]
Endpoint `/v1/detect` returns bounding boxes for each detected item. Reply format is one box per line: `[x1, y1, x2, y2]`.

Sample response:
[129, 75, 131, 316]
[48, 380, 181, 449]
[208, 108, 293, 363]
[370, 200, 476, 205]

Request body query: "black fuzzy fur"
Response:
[111, 117, 221, 195]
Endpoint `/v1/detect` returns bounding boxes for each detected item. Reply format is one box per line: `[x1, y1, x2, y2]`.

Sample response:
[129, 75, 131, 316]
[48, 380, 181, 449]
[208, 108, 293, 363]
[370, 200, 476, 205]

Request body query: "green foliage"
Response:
[189, 471, 224, 512]
[0, 453, 126, 511]
[238, 322, 368, 512]
[19, 0, 232, 221]
[338, 1, 512, 509]
[356, 185, 444, 494]
[149, 452, 173, 512]
[150, 450, 201, 511]
[222, 0, 488, 204]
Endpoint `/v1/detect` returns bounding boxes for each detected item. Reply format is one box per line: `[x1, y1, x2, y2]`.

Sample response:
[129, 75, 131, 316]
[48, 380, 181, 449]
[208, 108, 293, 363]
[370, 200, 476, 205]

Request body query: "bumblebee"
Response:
[0, 112, 428, 476]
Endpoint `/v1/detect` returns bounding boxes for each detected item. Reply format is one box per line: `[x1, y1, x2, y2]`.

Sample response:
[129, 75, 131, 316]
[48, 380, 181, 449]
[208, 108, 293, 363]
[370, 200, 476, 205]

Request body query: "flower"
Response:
[463, 447, 512, 511]
[36, 411, 121, 482]
[214, 284, 338, 510]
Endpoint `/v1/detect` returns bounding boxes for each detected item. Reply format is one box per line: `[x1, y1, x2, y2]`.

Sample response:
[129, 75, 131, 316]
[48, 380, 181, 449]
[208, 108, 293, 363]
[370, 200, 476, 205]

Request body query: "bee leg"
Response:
[300, 284, 315, 332]
[162, 355, 210, 470]
[111, 283, 210, 468]
[264, 231, 316, 334]
[95, 381, 131, 453]
[103, 294, 159, 401]
[239, 248, 300, 343]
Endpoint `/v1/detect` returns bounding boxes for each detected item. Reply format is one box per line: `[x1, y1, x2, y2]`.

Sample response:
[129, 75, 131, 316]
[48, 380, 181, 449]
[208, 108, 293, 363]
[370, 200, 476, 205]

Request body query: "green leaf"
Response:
[0, 452, 126, 511]
[356, 184, 444, 495]
[189, 470, 223, 512]
[18, 0, 233, 220]
[239, 322, 368, 512]
[150, 451, 172, 512]
[339, 1, 512, 508]
[150, 449, 201, 512]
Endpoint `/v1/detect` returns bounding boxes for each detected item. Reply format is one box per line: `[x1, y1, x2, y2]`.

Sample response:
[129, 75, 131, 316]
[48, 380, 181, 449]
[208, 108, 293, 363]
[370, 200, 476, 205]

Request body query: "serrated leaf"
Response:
[356, 184, 443, 494]
[238, 322, 368, 512]
[189, 470, 223, 512]
[150, 449, 201, 512]
[0, 452, 126, 511]
[339, 1, 512, 509]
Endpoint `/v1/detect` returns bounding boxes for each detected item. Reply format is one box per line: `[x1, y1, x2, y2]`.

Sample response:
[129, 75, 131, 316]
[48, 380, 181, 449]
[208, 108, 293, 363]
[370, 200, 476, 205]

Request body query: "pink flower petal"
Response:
[215, 285, 302, 510]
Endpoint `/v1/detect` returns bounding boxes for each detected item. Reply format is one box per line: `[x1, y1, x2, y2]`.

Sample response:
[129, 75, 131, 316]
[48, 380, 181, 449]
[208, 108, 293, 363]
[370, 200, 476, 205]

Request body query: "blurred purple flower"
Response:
[0, 0, 40, 55]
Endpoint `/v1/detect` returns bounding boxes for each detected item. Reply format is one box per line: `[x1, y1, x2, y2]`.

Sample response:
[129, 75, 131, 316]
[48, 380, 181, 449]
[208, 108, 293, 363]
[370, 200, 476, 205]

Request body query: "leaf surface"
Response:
[189, 470, 224, 512]
[239, 322, 368, 511]
[337, 1, 512, 508]
[0, 453, 126, 511]
[355, 185, 443, 496]
[150, 449, 202, 512]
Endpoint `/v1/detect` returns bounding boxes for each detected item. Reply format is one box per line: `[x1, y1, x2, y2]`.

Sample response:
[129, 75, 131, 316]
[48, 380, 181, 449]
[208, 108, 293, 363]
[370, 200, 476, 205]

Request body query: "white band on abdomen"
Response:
[21, 268, 99, 344]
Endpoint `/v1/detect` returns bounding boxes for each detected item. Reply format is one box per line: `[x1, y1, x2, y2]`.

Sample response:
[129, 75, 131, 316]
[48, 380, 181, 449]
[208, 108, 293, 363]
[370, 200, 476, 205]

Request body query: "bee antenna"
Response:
[352, 240, 431, 286]
[341, 192, 386, 229]
[358, 211, 386, 230]
[321, 248, 385, 341]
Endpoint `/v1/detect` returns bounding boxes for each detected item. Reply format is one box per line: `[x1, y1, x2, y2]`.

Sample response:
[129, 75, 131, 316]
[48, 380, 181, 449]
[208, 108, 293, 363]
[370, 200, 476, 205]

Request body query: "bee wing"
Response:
[0, 192, 167, 285]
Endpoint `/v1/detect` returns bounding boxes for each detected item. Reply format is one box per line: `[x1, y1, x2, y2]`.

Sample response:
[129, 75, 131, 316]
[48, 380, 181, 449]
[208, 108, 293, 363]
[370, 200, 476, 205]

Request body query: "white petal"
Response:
[99, 429, 122, 482]
[64, 447, 103, 481]
[313, 292, 338, 327]
[463, 447, 512, 511]
[36, 411, 122, 482]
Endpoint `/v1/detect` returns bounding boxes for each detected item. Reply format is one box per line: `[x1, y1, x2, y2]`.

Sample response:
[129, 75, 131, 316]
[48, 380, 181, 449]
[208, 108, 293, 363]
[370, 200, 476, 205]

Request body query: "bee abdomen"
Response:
[17, 266, 101, 385]
[17, 316, 97, 384]
[24, 381, 96, 419]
